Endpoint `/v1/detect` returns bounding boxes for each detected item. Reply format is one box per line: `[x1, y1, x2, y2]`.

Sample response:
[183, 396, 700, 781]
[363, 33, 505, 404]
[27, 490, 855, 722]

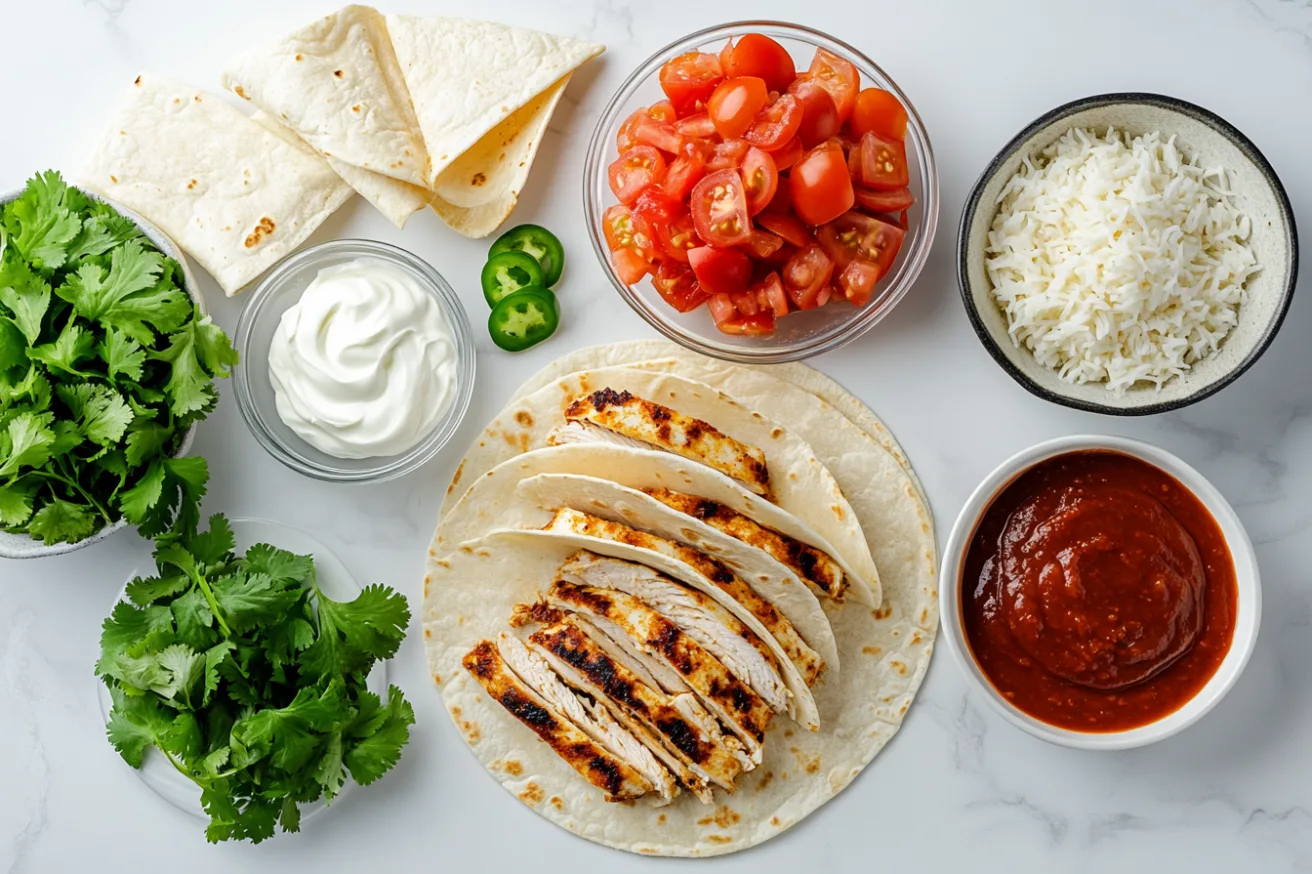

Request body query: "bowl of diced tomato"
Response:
[584, 21, 938, 361]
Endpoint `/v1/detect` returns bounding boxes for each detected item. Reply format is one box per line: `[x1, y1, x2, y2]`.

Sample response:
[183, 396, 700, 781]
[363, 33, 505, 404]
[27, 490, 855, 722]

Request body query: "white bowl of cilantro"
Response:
[0, 172, 236, 559]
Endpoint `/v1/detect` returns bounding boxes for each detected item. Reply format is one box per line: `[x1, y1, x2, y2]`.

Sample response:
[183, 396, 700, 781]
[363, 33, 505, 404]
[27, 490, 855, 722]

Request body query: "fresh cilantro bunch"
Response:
[0, 170, 237, 545]
[96, 514, 415, 843]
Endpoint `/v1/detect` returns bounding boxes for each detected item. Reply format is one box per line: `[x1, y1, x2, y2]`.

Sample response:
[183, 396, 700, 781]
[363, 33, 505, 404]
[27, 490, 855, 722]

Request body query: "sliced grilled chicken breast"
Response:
[551, 388, 770, 497]
[546, 580, 771, 762]
[559, 551, 791, 713]
[530, 617, 745, 794]
[462, 640, 652, 801]
[496, 633, 677, 803]
[644, 487, 848, 601]
[546, 511, 825, 690]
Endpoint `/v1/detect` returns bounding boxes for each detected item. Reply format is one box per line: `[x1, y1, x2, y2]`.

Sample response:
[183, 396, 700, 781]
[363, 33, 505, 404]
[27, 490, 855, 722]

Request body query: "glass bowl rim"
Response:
[582, 19, 940, 364]
[233, 238, 476, 484]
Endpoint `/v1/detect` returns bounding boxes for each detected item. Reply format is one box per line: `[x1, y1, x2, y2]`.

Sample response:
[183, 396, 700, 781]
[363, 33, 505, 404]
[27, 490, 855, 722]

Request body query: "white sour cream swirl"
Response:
[268, 258, 457, 459]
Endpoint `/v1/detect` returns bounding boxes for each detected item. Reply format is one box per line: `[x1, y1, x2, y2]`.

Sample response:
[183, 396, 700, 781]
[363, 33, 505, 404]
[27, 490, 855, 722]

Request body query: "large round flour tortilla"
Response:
[424, 346, 938, 856]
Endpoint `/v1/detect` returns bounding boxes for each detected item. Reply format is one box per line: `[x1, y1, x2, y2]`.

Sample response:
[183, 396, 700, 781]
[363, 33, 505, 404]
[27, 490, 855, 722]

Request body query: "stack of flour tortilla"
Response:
[79, 6, 602, 295]
[425, 340, 938, 857]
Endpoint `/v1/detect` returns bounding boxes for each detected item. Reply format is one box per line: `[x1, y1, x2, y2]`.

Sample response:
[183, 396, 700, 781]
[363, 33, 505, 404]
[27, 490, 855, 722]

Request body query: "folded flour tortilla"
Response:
[81, 74, 352, 295]
[384, 15, 603, 191]
[221, 5, 431, 189]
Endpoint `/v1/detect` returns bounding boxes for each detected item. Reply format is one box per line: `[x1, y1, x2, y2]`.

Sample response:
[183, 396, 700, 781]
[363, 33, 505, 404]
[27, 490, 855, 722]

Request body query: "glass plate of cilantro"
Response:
[96, 515, 415, 843]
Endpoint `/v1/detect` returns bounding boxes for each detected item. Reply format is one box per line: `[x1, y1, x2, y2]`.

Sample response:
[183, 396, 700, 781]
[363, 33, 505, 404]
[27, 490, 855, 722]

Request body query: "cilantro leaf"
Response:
[55, 241, 190, 345]
[0, 250, 51, 345]
[0, 365, 50, 412]
[0, 319, 27, 373]
[120, 455, 209, 538]
[123, 419, 173, 466]
[29, 318, 98, 377]
[0, 411, 55, 477]
[26, 498, 97, 543]
[64, 211, 142, 263]
[56, 383, 134, 446]
[211, 572, 304, 633]
[97, 600, 175, 673]
[152, 313, 238, 417]
[106, 684, 173, 768]
[3, 171, 81, 271]
[100, 328, 145, 383]
[124, 571, 189, 605]
[243, 543, 314, 585]
[344, 685, 414, 785]
[0, 478, 37, 526]
[301, 584, 411, 679]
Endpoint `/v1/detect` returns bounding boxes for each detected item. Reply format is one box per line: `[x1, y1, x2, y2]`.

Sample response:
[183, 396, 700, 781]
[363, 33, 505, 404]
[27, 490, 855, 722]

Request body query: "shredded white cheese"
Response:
[984, 128, 1259, 393]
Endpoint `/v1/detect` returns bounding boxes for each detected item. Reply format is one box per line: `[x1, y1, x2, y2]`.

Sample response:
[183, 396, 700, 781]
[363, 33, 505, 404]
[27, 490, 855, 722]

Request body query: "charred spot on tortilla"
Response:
[472, 172, 487, 186]
[515, 411, 534, 427]
[334, 69, 344, 77]
[244, 216, 276, 248]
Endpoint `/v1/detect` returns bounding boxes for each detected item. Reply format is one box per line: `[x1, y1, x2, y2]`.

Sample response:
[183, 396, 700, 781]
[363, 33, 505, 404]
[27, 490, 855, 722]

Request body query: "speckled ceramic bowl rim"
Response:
[939, 434, 1262, 750]
[956, 92, 1299, 417]
[0, 186, 201, 560]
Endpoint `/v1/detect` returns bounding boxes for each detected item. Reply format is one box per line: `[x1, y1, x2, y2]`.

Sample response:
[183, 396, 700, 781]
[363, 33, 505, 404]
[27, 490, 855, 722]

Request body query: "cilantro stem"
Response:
[192, 570, 232, 638]
[30, 468, 113, 523]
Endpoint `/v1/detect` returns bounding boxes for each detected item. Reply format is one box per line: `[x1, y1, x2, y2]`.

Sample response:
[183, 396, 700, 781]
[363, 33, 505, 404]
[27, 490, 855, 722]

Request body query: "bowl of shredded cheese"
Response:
[957, 93, 1297, 415]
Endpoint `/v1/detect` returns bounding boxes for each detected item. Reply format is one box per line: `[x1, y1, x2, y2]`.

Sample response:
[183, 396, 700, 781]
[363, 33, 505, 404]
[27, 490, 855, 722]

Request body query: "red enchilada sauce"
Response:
[963, 451, 1237, 732]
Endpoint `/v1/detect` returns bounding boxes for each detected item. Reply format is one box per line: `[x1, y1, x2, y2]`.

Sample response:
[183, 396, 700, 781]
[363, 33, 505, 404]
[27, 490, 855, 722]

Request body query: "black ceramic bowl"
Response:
[957, 93, 1297, 416]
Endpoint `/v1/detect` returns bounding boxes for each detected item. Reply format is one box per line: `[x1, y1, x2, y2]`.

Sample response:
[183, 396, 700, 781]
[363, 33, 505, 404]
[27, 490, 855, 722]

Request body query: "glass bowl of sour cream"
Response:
[234, 239, 476, 483]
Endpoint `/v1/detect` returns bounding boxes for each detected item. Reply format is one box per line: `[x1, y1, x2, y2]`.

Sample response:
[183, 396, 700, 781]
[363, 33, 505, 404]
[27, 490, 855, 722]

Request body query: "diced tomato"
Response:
[707, 139, 750, 171]
[656, 210, 701, 263]
[690, 169, 752, 246]
[707, 293, 738, 324]
[744, 93, 801, 150]
[788, 78, 840, 149]
[674, 113, 717, 138]
[688, 245, 752, 295]
[730, 289, 760, 316]
[608, 146, 666, 205]
[769, 136, 804, 171]
[602, 204, 656, 257]
[790, 140, 854, 226]
[807, 48, 859, 122]
[663, 143, 709, 201]
[611, 246, 650, 285]
[717, 312, 776, 335]
[634, 121, 684, 154]
[741, 147, 778, 216]
[708, 76, 769, 139]
[753, 271, 790, 317]
[782, 243, 834, 309]
[851, 88, 908, 140]
[617, 102, 678, 152]
[633, 185, 683, 229]
[837, 259, 883, 307]
[850, 132, 909, 191]
[762, 179, 793, 214]
[816, 284, 835, 306]
[815, 211, 905, 277]
[762, 241, 796, 268]
[659, 52, 724, 116]
[722, 33, 796, 93]
[744, 228, 784, 259]
[651, 261, 709, 312]
[853, 185, 914, 214]
[756, 210, 812, 247]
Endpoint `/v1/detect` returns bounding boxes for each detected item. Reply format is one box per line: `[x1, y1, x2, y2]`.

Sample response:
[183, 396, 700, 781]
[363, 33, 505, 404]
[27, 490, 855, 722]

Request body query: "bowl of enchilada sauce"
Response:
[963, 450, 1238, 733]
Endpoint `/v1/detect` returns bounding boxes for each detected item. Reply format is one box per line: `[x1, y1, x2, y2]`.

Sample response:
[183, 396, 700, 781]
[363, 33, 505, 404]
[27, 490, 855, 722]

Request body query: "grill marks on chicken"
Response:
[547, 510, 825, 689]
[462, 640, 652, 801]
[559, 550, 791, 714]
[551, 388, 771, 497]
[644, 487, 848, 601]
[546, 579, 772, 760]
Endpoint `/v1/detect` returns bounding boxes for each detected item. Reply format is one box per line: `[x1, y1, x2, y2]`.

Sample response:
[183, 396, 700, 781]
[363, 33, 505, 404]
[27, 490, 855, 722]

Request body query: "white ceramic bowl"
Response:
[958, 93, 1298, 415]
[939, 434, 1261, 749]
[0, 187, 201, 560]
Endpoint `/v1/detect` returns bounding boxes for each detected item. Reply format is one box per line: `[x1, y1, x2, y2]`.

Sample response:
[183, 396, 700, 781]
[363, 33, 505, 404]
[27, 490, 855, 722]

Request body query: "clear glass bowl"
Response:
[583, 21, 939, 363]
[234, 240, 476, 483]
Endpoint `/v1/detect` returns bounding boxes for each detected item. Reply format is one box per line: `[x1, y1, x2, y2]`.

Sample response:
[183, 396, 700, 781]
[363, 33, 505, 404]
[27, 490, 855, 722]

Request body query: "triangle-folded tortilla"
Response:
[429, 74, 571, 238]
[221, 4, 431, 189]
[80, 74, 353, 296]
[385, 15, 603, 189]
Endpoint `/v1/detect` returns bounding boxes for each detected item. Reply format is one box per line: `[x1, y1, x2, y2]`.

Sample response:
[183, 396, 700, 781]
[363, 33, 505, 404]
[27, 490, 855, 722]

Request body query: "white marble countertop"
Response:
[4, 0, 1312, 871]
